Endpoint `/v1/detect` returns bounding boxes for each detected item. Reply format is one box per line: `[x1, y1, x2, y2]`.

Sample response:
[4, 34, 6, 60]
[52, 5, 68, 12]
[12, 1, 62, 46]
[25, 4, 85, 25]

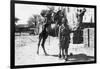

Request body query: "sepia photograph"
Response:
[11, 0, 96, 68]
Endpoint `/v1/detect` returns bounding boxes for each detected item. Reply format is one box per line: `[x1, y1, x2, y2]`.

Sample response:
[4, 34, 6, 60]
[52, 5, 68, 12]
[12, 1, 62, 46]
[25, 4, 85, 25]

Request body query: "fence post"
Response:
[88, 28, 90, 47]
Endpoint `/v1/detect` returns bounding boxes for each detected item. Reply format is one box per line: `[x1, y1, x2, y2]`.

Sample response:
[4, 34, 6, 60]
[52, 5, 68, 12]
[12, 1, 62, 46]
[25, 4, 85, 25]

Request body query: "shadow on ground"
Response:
[46, 53, 94, 62]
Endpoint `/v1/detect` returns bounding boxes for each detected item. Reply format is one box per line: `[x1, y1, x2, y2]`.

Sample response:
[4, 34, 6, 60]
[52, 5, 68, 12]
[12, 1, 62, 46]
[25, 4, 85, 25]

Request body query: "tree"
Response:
[27, 17, 35, 27]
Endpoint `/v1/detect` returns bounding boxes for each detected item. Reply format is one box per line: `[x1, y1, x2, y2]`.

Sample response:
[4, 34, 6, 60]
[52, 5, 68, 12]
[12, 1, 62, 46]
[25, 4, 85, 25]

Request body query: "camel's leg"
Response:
[37, 33, 42, 55]
[41, 35, 48, 55]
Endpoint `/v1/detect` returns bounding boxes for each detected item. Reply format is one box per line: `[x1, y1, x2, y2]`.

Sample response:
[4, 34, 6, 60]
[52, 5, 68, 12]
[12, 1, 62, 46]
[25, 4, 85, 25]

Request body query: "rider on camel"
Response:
[41, 7, 55, 32]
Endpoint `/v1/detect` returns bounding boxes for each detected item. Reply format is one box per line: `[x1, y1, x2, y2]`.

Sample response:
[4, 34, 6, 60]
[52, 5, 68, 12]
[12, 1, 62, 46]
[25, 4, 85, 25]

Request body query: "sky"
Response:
[15, 3, 95, 25]
[15, 4, 48, 24]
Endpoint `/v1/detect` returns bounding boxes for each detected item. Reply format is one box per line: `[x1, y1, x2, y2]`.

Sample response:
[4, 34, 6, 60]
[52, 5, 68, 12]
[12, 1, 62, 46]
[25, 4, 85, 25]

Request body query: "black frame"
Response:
[10, 0, 97, 69]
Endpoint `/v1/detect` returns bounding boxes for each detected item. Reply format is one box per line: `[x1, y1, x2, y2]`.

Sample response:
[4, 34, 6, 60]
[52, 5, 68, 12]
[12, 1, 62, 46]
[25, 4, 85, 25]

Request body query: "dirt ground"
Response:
[15, 34, 94, 65]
